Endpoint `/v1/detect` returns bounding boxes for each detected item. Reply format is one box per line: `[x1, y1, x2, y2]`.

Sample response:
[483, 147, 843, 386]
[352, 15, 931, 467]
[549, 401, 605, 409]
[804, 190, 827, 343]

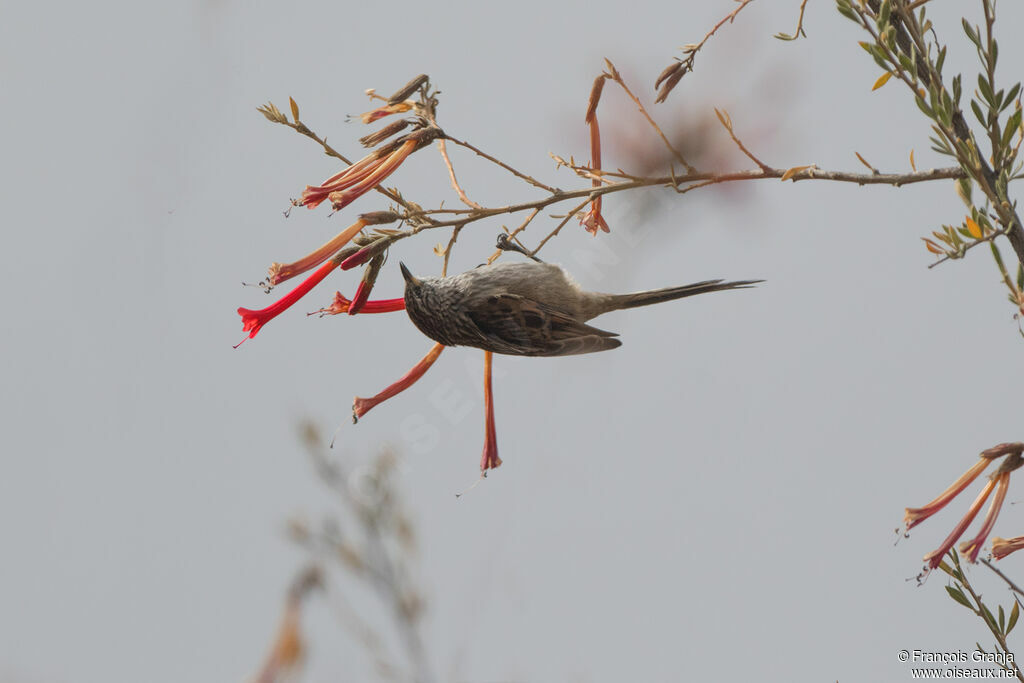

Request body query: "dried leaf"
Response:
[780, 165, 812, 181]
[714, 108, 732, 130]
[854, 151, 875, 171]
[909, 149, 916, 171]
[872, 71, 893, 91]
[923, 237, 944, 255]
[289, 96, 300, 122]
[654, 61, 683, 90]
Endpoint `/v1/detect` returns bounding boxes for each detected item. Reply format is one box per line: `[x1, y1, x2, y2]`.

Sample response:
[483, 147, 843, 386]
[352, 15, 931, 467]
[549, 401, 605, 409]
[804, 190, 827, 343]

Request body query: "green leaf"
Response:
[837, 4, 859, 22]
[982, 604, 998, 631]
[877, 0, 891, 28]
[947, 584, 973, 609]
[1001, 83, 1020, 112]
[979, 75, 996, 107]
[953, 74, 963, 106]
[972, 99, 986, 126]
[999, 605, 1006, 633]
[936, 46, 947, 76]
[963, 19, 980, 47]
[991, 242, 1007, 273]
[1008, 600, 1021, 635]
[1001, 109, 1021, 149]
[917, 95, 934, 118]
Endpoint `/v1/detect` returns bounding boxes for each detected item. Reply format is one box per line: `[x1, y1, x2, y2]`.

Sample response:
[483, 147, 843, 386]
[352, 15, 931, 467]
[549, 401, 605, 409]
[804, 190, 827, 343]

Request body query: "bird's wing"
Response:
[466, 293, 621, 357]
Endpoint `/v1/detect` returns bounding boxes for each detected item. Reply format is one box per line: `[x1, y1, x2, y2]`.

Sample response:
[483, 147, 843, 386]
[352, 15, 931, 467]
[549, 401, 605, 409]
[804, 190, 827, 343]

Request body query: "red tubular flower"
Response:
[580, 102, 610, 236]
[340, 245, 375, 270]
[237, 258, 341, 344]
[992, 536, 1024, 560]
[267, 220, 367, 286]
[359, 100, 414, 123]
[959, 472, 1011, 562]
[299, 128, 439, 212]
[921, 476, 999, 569]
[480, 351, 502, 472]
[904, 458, 992, 530]
[348, 280, 372, 315]
[906, 444, 1024, 568]
[352, 343, 445, 422]
[325, 139, 417, 212]
[313, 292, 405, 316]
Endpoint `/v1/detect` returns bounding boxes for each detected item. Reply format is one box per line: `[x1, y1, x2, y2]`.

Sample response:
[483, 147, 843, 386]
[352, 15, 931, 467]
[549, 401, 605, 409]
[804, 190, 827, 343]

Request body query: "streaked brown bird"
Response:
[399, 260, 760, 357]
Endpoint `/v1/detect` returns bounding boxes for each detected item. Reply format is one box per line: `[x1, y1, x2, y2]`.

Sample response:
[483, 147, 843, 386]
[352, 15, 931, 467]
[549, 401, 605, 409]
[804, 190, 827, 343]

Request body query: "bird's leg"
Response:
[480, 351, 502, 473]
[495, 233, 543, 263]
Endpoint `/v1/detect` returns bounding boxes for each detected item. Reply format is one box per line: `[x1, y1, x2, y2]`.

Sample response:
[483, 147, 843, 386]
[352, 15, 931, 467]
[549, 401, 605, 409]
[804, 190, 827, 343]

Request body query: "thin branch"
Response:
[279, 116, 421, 215]
[656, 0, 757, 102]
[926, 225, 1009, 269]
[982, 558, 1024, 600]
[952, 553, 1024, 682]
[402, 165, 965, 230]
[529, 197, 598, 257]
[436, 138, 482, 209]
[444, 135, 558, 193]
[605, 59, 694, 172]
[715, 108, 771, 172]
[440, 224, 464, 276]
[775, 0, 810, 40]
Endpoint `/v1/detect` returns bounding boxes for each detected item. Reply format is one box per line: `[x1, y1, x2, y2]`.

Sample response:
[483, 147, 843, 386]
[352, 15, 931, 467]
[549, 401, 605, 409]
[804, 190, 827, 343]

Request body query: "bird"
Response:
[399, 260, 761, 357]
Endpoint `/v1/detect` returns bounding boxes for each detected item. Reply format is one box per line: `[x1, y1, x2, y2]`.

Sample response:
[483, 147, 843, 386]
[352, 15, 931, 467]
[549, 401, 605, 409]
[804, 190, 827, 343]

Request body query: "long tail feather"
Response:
[606, 279, 763, 311]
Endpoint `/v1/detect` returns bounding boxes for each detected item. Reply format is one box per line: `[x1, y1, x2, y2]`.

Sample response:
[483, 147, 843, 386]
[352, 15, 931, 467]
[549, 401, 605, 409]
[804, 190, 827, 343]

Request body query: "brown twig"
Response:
[436, 138, 482, 209]
[402, 165, 965, 232]
[529, 197, 597, 256]
[440, 224, 464, 276]
[267, 111, 422, 216]
[656, 0, 758, 103]
[605, 59, 694, 172]
[775, 0, 810, 40]
[982, 558, 1024, 600]
[714, 108, 771, 173]
[926, 225, 1010, 269]
[444, 135, 558, 193]
[950, 553, 1024, 682]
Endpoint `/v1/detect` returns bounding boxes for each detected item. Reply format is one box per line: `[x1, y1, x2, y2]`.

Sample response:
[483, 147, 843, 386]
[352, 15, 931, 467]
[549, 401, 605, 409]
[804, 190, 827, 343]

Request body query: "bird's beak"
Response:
[399, 261, 420, 286]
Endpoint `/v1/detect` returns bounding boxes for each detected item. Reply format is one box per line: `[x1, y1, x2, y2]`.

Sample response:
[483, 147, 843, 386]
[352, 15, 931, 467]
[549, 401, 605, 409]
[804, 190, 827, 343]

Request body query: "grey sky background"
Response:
[3, 1, 1024, 681]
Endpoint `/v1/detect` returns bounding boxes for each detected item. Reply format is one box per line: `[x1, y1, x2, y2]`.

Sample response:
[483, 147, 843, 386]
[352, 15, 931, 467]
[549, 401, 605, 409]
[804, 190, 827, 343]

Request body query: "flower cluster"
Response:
[905, 442, 1024, 569]
[237, 77, 504, 475]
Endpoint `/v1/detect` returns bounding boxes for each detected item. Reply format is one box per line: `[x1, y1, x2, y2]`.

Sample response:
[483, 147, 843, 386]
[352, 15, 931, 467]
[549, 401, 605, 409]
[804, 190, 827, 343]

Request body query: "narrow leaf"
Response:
[1008, 600, 1021, 635]
[872, 72, 893, 91]
[946, 585, 973, 609]
[289, 97, 300, 122]
[966, 217, 983, 239]
[780, 165, 812, 181]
